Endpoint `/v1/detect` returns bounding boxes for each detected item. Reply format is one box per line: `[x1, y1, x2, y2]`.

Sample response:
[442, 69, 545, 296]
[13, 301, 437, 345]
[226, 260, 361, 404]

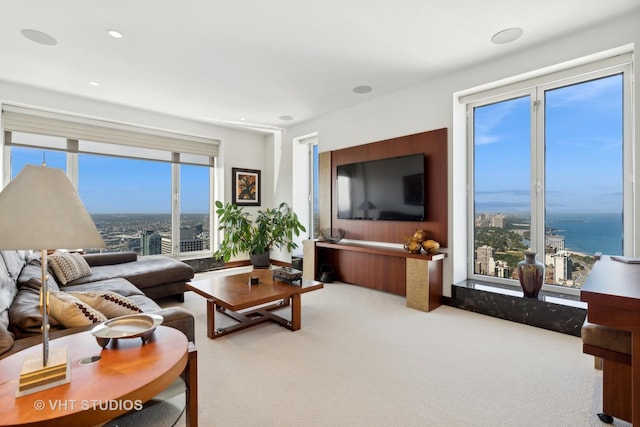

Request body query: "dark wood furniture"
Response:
[0, 326, 196, 426]
[314, 241, 445, 311]
[328, 128, 448, 246]
[187, 269, 323, 339]
[581, 255, 640, 425]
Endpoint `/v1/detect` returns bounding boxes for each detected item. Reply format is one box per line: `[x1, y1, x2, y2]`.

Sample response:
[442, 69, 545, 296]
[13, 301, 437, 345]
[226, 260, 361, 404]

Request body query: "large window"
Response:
[79, 154, 172, 254]
[3, 109, 217, 259]
[180, 163, 211, 253]
[469, 60, 630, 292]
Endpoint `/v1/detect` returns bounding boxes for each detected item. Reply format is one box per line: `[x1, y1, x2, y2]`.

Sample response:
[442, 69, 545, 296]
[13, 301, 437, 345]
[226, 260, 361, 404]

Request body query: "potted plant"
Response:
[214, 200, 306, 268]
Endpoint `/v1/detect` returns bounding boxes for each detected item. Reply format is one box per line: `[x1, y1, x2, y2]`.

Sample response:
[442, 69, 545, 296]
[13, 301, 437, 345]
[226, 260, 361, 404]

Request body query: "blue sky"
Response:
[474, 73, 623, 214]
[12, 149, 210, 214]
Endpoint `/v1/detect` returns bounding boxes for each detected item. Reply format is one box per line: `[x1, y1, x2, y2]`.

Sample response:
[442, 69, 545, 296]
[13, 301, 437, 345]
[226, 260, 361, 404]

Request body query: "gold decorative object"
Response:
[422, 239, 440, 254]
[403, 237, 422, 253]
[413, 229, 429, 242]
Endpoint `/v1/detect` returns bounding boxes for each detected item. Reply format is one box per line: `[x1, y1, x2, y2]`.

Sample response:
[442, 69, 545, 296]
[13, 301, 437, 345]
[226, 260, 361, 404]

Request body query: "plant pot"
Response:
[249, 251, 270, 269]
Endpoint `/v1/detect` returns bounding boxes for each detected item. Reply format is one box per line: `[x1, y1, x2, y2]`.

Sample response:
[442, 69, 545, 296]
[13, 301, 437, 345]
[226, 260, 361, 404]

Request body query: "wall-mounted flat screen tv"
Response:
[336, 153, 425, 221]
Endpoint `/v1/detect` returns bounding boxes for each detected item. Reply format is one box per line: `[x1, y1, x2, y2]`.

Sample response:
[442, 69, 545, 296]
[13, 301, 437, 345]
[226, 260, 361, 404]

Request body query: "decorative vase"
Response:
[517, 250, 544, 298]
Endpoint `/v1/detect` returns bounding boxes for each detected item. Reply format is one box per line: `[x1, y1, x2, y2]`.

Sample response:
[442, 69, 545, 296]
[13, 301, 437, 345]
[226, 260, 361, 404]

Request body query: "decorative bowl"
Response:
[91, 313, 163, 348]
[320, 227, 346, 243]
[403, 238, 423, 253]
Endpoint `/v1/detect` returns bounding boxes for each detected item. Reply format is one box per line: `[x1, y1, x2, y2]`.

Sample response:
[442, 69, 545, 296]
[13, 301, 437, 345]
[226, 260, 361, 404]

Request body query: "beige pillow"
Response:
[49, 291, 107, 327]
[48, 252, 92, 285]
[69, 291, 143, 318]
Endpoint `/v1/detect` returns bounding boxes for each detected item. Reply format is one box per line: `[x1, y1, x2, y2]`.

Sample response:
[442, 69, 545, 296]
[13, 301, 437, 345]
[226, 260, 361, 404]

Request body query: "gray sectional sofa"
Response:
[0, 249, 195, 358]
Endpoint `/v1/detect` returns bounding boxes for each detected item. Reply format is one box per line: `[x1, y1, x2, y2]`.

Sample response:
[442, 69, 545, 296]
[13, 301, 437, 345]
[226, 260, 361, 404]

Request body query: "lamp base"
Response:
[16, 346, 70, 396]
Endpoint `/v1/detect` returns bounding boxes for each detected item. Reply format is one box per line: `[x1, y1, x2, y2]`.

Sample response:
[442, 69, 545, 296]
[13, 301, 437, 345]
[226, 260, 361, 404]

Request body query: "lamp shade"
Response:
[0, 165, 105, 250]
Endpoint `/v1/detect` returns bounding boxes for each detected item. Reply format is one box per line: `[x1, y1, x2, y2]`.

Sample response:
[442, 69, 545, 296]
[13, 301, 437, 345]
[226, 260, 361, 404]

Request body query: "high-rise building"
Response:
[141, 230, 162, 255]
[546, 235, 565, 253]
[475, 245, 495, 275]
[551, 251, 573, 284]
[161, 230, 204, 254]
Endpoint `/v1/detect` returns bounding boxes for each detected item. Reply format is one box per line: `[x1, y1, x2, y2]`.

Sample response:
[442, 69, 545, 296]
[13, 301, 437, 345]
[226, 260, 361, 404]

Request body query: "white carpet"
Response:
[159, 270, 630, 427]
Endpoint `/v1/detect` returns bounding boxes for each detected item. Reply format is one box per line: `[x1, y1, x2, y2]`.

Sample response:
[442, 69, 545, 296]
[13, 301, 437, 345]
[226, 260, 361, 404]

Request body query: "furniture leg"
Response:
[594, 356, 603, 370]
[602, 358, 631, 422]
[206, 299, 216, 339]
[186, 342, 198, 427]
[290, 294, 301, 330]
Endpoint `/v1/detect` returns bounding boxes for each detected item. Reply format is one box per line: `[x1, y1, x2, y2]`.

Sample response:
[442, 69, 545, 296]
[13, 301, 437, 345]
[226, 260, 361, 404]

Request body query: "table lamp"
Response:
[0, 164, 106, 395]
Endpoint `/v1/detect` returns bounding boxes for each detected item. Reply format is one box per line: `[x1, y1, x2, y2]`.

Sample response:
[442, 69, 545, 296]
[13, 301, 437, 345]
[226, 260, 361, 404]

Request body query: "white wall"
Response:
[285, 11, 640, 297]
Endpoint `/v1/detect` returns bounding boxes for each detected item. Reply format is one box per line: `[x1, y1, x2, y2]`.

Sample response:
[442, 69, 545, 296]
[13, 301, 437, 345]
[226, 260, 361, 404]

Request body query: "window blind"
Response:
[2, 105, 218, 157]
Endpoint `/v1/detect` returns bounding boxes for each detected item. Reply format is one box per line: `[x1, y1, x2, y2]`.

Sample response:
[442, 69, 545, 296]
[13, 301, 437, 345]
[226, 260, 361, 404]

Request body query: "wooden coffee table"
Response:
[0, 326, 193, 426]
[187, 268, 323, 339]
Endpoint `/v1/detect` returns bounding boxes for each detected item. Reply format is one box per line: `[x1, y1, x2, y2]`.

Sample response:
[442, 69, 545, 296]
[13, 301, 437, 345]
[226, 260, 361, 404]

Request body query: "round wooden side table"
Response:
[0, 325, 188, 426]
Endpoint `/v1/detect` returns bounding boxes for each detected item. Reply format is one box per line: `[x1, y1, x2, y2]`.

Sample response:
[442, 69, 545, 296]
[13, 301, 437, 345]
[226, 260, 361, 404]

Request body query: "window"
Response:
[468, 59, 630, 292]
[11, 145, 66, 178]
[79, 154, 171, 254]
[311, 143, 319, 239]
[179, 163, 211, 253]
[2, 107, 218, 258]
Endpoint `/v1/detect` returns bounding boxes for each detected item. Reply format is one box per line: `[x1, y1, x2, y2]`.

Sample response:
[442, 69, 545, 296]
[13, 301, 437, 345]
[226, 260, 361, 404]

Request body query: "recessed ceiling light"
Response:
[353, 85, 372, 94]
[88, 81, 100, 87]
[279, 115, 293, 121]
[491, 27, 523, 44]
[107, 29, 123, 39]
[20, 29, 57, 46]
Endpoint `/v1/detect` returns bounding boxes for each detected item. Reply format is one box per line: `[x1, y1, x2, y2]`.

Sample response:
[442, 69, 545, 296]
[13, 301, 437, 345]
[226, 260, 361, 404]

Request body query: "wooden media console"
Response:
[310, 241, 445, 312]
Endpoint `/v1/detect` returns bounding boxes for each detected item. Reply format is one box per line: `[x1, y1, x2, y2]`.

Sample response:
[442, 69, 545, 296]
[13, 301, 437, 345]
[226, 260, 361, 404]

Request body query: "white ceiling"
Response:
[1, 0, 638, 130]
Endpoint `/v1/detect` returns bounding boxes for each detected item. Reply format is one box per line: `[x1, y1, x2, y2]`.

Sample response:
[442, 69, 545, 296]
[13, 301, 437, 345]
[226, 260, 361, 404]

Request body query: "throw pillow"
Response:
[49, 291, 107, 327]
[48, 252, 92, 285]
[69, 291, 143, 318]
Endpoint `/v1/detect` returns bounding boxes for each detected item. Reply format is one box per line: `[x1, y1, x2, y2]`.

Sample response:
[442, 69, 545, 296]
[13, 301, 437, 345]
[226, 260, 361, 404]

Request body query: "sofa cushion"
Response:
[83, 252, 137, 266]
[49, 291, 107, 327]
[67, 255, 194, 290]
[17, 253, 61, 291]
[63, 277, 147, 298]
[0, 310, 14, 356]
[48, 252, 92, 285]
[0, 255, 18, 314]
[9, 277, 63, 338]
[0, 250, 28, 280]
[69, 290, 143, 318]
[0, 257, 18, 356]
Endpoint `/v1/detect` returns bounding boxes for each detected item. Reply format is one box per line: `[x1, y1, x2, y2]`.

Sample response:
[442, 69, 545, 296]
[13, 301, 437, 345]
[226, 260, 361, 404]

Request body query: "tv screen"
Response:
[336, 153, 425, 221]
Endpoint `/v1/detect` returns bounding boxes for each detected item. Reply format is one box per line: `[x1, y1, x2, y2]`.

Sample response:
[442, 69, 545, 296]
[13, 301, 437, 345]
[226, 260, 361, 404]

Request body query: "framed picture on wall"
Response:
[232, 167, 261, 206]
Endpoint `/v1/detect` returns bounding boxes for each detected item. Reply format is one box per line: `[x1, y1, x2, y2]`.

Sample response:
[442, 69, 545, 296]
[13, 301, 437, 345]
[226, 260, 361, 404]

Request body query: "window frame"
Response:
[3, 129, 216, 260]
[465, 58, 633, 294]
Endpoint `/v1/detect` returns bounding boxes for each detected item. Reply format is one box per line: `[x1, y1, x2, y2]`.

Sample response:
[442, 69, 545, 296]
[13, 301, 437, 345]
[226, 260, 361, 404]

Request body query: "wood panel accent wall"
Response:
[330, 128, 448, 246]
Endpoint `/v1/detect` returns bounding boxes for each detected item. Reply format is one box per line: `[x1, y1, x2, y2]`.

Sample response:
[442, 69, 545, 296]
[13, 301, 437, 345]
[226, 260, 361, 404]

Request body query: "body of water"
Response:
[546, 212, 623, 256]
